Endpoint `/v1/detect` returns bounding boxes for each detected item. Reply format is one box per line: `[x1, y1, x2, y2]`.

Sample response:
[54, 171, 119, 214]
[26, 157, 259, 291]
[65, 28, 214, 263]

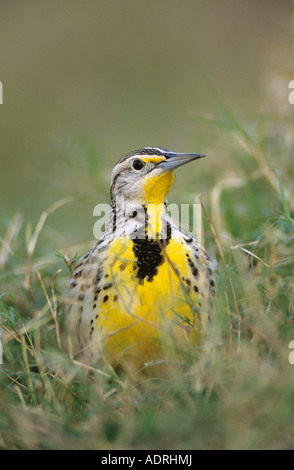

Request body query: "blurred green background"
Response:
[0, 0, 293, 252]
[1, 1, 294, 450]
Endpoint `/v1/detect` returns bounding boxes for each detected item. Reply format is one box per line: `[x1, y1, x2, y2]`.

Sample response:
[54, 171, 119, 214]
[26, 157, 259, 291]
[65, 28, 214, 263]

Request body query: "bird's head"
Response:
[110, 147, 205, 206]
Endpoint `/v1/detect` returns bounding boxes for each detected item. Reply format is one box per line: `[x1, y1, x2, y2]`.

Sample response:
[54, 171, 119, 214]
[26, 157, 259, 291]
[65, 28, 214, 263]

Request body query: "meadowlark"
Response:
[66, 147, 216, 375]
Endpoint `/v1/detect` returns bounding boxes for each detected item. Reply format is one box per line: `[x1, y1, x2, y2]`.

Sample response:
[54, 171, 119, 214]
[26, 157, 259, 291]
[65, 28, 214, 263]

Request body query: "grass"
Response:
[0, 106, 294, 450]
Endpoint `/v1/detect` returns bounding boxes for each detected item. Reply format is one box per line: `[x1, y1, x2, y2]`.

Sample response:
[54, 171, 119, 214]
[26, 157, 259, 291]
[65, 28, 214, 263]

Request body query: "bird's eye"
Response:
[132, 159, 145, 171]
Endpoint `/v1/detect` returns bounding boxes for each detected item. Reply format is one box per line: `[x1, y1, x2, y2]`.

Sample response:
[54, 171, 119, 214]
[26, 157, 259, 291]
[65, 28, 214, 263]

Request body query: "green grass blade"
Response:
[275, 169, 290, 219]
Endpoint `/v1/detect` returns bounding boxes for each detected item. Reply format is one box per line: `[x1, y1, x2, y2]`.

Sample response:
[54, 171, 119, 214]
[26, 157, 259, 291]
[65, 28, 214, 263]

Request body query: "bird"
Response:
[66, 147, 216, 376]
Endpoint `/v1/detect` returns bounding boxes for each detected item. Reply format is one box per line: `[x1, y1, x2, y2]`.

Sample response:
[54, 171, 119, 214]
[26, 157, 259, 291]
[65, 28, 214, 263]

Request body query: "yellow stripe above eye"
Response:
[140, 156, 166, 164]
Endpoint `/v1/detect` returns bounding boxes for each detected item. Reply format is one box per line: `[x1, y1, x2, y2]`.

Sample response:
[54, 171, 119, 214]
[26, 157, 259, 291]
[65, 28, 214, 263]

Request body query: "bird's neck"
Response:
[105, 195, 170, 240]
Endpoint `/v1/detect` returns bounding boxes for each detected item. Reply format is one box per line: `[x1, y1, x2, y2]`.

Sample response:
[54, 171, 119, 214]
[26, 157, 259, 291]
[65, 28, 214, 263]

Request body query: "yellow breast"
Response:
[92, 235, 203, 373]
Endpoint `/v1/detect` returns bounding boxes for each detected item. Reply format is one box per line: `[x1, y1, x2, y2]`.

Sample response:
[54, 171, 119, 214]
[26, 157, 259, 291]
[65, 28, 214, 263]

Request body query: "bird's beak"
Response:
[157, 152, 206, 172]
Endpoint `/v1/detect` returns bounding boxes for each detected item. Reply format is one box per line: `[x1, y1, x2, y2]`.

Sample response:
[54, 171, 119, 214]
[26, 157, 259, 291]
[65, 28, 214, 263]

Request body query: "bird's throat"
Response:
[142, 170, 174, 205]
